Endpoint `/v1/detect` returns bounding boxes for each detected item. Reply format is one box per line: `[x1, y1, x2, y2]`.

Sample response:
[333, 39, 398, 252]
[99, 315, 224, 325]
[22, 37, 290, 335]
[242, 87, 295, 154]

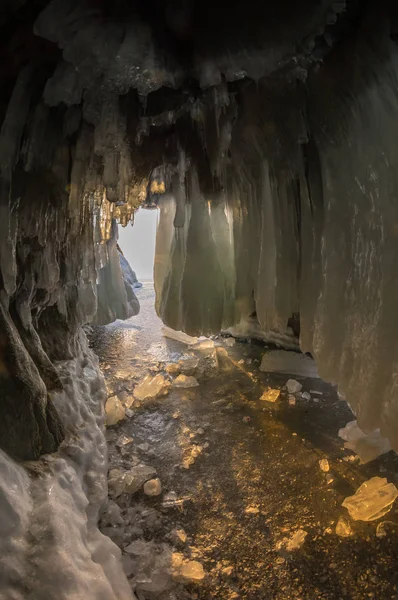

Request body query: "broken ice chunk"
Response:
[161, 326, 199, 345]
[376, 522, 388, 538]
[286, 379, 302, 394]
[338, 420, 391, 464]
[260, 388, 280, 403]
[108, 465, 157, 497]
[285, 529, 308, 551]
[178, 355, 200, 373]
[124, 539, 153, 556]
[134, 374, 170, 400]
[101, 500, 123, 527]
[166, 363, 180, 375]
[169, 528, 188, 544]
[180, 560, 205, 582]
[342, 477, 398, 521]
[259, 350, 318, 377]
[215, 347, 234, 371]
[105, 396, 125, 426]
[190, 340, 216, 353]
[319, 459, 330, 472]
[172, 374, 199, 388]
[115, 434, 134, 448]
[162, 492, 192, 510]
[335, 516, 353, 537]
[172, 553, 205, 582]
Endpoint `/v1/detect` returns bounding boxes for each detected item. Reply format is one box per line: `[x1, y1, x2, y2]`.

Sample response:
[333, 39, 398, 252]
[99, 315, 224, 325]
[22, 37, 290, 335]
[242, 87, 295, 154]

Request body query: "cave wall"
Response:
[0, 335, 134, 600]
[155, 10, 398, 449]
[0, 0, 397, 597]
[0, 0, 396, 457]
[304, 18, 398, 444]
[0, 52, 143, 460]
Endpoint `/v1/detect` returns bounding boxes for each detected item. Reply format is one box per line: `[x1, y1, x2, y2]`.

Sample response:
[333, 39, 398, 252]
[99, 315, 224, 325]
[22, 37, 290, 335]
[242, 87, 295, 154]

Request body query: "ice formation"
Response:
[1, 0, 398, 596]
[152, 20, 398, 451]
[0, 338, 134, 600]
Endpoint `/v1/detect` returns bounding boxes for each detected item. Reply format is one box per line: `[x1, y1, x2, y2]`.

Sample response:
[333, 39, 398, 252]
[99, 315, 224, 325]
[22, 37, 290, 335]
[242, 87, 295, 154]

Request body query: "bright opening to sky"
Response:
[118, 208, 158, 281]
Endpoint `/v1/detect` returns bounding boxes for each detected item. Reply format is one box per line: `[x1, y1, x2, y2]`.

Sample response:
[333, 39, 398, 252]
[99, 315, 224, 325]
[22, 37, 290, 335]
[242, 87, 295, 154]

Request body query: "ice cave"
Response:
[2, 0, 398, 598]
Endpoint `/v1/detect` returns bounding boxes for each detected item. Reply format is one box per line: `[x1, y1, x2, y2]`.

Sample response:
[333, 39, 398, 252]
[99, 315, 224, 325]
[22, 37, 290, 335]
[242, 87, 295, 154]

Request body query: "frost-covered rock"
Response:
[119, 251, 143, 290]
[93, 223, 140, 325]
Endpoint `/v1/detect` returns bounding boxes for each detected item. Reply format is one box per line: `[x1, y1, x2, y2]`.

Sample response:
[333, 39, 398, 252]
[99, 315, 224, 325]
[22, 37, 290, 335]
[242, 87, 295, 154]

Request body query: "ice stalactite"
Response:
[0, 0, 396, 596]
[156, 170, 236, 336]
[155, 82, 304, 337]
[154, 13, 398, 451]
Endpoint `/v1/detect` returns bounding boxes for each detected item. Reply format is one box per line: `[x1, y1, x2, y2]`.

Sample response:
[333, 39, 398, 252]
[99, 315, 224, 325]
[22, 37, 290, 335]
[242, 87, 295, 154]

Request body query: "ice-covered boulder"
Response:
[93, 223, 140, 325]
[119, 250, 143, 290]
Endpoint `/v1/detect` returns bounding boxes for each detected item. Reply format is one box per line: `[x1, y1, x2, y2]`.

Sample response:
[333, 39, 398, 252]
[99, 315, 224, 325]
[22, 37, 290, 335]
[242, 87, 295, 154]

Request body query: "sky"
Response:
[118, 208, 158, 281]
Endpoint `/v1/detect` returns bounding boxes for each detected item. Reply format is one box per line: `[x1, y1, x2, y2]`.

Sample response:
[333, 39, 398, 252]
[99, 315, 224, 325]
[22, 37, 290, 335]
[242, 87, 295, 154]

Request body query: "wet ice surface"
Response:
[89, 283, 398, 600]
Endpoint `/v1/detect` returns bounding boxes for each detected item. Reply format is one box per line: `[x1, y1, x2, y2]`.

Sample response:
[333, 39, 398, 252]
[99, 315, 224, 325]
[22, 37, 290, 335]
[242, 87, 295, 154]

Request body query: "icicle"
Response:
[173, 147, 187, 228]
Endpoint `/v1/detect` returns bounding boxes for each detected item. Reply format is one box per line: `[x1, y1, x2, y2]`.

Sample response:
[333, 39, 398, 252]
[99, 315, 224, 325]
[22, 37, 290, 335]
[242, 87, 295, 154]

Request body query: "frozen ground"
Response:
[89, 283, 398, 600]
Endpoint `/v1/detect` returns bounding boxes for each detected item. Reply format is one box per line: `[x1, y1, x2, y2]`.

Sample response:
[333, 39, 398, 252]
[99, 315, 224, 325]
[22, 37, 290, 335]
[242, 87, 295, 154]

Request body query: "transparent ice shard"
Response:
[342, 477, 398, 522]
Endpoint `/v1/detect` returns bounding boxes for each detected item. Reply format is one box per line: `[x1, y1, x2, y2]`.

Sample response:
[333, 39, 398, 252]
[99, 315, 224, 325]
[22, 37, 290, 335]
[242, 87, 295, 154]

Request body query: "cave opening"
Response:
[118, 208, 158, 284]
[2, 0, 398, 598]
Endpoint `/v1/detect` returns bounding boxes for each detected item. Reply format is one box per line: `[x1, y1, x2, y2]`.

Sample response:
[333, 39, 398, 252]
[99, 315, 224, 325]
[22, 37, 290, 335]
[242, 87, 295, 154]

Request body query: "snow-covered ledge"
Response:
[0, 334, 134, 600]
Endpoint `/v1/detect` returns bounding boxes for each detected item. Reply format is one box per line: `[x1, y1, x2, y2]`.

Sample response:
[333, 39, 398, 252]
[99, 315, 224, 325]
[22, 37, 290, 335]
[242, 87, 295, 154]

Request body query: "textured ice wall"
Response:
[0, 0, 362, 594]
[0, 335, 134, 600]
[301, 33, 398, 446]
[153, 24, 398, 450]
[155, 176, 236, 336]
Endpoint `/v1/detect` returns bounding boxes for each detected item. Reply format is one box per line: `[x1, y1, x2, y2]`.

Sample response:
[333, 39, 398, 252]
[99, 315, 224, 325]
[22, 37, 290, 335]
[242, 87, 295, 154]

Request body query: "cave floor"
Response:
[89, 283, 398, 600]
